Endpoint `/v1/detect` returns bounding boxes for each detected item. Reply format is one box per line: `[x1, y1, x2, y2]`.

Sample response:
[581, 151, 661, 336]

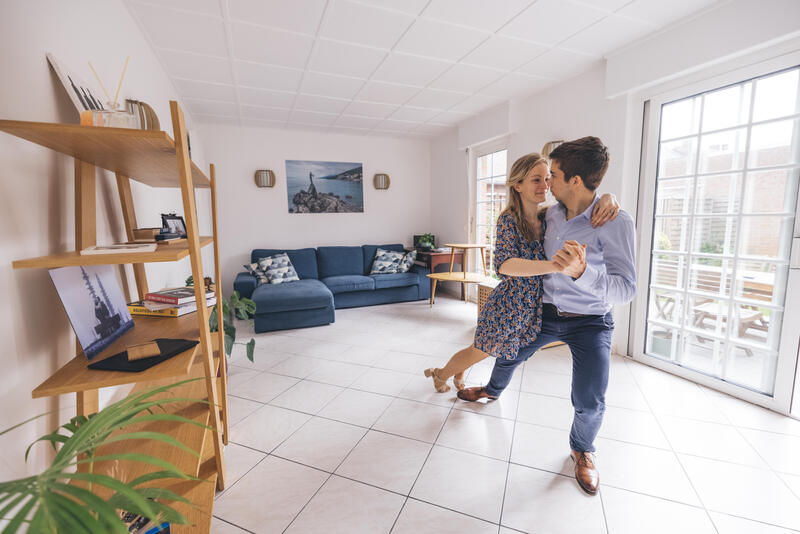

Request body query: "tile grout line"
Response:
[497, 360, 530, 533]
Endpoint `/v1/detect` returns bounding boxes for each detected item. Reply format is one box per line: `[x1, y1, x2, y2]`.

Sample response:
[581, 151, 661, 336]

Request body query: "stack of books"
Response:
[128, 286, 216, 317]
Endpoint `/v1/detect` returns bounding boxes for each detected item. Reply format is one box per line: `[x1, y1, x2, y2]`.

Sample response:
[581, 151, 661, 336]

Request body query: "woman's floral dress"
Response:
[474, 212, 545, 360]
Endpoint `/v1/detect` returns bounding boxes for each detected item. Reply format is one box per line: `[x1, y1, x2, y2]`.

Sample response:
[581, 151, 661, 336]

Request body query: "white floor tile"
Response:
[268, 355, 324, 379]
[273, 417, 366, 472]
[411, 445, 508, 523]
[501, 464, 605, 534]
[334, 345, 387, 366]
[604, 379, 650, 411]
[596, 438, 701, 506]
[601, 485, 716, 534]
[437, 409, 515, 461]
[680, 454, 800, 530]
[318, 388, 394, 427]
[232, 372, 299, 403]
[465, 362, 522, 390]
[454, 388, 520, 420]
[285, 475, 405, 533]
[778, 472, 800, 499]
[709, 511, 800, 534]
[227, 365, 261, 389]
[211, 517, 250, 533]
[296, 339, 351, 359]
[305, 360, 368, 387]
[214, 455, 327, 533]
[218, 443, 266, 494]
[632, 367, 728, 424]
[231, 404, 310, 453]
[510, 422, 573, 476]
[269, 380, 344, 414]
[599, 405, 670, 449]
[657, 415, 767, 468]
[350, 367, 414, 396]
[738, 428, 800, 475]
[229, 346, 287, 371]
[520, 369, 572, 397]
[372, 350, 433, 374]
[373, 398, 450, 443]
[395, 374, 459, 408]
[335, 430, 431, 494]
[392, 499, 498, 534]
[226, 395, 263, 427]
[516, 392, 574, 429]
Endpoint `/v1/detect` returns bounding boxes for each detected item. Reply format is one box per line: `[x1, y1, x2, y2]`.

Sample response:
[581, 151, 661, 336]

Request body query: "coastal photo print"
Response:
[49, 265, 134, 360]
[286, 160, 363, 213]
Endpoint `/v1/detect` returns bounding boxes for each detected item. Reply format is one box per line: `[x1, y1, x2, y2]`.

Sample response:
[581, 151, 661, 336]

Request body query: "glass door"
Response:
[632, 61, 800, 412]
[475, 148, 508, 276]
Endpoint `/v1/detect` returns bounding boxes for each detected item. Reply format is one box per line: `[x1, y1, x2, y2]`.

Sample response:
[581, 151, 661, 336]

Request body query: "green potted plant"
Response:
[0, 379, 208, 533]
[418, 233, 435, 251]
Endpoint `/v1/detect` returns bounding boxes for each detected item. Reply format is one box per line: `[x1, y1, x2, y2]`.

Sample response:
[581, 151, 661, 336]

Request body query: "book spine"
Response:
[128, 305, 178, 317]
[144, 294, 181, 305]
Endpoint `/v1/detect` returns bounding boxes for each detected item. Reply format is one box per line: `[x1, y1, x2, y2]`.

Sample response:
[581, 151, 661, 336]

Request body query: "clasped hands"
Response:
[552, 240, 587, 278]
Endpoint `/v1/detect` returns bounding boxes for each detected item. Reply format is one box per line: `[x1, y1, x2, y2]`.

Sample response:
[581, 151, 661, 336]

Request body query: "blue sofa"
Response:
[234, 244, 431, 333]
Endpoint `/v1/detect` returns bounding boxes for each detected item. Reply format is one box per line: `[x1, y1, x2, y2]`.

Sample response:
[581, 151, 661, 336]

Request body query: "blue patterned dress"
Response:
[474, 212, 545, 360]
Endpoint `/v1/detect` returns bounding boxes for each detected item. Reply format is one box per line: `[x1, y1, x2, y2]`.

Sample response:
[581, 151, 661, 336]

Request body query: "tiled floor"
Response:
[212, 296, 800, 534]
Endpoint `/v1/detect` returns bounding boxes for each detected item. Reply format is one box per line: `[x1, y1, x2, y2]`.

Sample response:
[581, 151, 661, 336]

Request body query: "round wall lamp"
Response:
[373, 173, 390, 190]
[254, 169, 275, 188]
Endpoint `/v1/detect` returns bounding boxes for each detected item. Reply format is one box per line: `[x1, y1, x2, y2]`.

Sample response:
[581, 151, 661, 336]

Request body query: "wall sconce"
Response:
[254, 169, 275, 188]
[373, 173, 390, 190]
[541, 140, 564, 158]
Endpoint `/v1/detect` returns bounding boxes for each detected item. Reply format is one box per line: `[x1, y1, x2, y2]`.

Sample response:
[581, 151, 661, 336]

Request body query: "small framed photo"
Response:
[161, 213, 187, 237]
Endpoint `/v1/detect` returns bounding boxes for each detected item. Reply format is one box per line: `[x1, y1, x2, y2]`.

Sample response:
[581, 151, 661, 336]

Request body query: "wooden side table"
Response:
[426, 243, 489, 306]
[416, 250, 464, 298]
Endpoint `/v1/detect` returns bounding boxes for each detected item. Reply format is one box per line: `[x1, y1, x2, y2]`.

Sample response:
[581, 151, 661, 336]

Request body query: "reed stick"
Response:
[88, 61, 112, 104]
[113, 56, 131, 108]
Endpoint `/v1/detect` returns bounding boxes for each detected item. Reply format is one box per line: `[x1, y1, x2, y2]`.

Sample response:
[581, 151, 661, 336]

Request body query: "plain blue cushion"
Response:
[317, 246, 364, 278]
[369, 273, 419, 289]
[252, 248, 318, 280]
[250, 279, 332, 313]
[322, 275, 375, 294]
[361, 244, 405, 275]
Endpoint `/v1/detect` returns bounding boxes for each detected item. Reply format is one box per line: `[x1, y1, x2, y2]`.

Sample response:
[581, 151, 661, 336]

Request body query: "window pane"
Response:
[730, 302, 776, 348]
[477, 154, 491, 179]
[648, 290, 684, 325]
[725, 345, 777, 395]
[656, 178, 693, 216]
[753, 69, 799, 122]
[691, 216, 737, 255]
[492, 150, 507, 177]
[748, 119, 800, 168]
[477, 225, 493, 246]
[695, 174, 741, 215]
[699, 128, 747, 173]
[651, 254, 685, 290]
[661, 97, 701, 140]
[679, 327, 722, 374]
[646, 324, 680, 361]
[477, 179, 492, 202]
[659, 138, 697, 177]
[739, 215, 794, 259]
[653, 217, 688, 252]
[702, 83, 751, 132]
[734, 260, 785, 305]
[689, 296, 729, 337]
[688, 259, 731, 297]
[743, 168, 798, 213]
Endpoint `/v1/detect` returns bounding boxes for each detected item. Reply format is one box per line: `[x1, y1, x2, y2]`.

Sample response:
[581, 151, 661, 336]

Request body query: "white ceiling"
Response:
[125, 0, 721, 138]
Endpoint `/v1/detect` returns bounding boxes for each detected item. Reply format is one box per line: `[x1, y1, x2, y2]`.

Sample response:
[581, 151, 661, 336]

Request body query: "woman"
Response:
[423, 153, 617, 392]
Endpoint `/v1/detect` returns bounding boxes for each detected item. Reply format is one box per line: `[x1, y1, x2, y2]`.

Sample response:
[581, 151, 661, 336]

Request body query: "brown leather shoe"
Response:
[456, 386, 498, 402]
[570, 450, 599, 495]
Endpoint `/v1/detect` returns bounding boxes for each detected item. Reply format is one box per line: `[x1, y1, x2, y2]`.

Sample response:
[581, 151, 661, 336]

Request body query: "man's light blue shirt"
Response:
[542, 196, 637, 315]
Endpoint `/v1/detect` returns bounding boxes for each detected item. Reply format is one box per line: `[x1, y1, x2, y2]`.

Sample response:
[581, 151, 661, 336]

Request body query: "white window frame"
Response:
[630, 50, 800, 415]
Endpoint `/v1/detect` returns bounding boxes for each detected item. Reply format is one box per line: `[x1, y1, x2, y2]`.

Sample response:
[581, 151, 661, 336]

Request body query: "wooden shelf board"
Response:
[427, 272, 488, 283]
[31, 308, 216, 398]
[0, 120, 209, 188]
[12, 236, 212, 269]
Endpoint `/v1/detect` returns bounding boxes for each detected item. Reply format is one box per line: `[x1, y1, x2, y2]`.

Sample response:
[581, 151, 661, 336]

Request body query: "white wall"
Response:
[0, 0, 208, 480]
[197, 125, 431, 290]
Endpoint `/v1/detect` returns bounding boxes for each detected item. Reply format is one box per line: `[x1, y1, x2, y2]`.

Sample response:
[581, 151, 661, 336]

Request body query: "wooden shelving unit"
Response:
[0, 102, 228, 533]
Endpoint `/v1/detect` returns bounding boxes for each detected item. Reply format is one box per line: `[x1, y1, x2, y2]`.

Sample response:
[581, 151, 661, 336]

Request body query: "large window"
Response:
[475, 149, 508, 274]
[644, 67, 800, 396]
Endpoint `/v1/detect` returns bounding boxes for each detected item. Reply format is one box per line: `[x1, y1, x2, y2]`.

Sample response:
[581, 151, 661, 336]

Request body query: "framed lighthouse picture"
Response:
[49, 265, 134, 360]
[286, 160, 363, 213]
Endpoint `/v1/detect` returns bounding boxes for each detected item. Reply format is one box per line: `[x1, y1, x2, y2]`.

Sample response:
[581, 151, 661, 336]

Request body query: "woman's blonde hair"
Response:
[501, 152, 548, 242]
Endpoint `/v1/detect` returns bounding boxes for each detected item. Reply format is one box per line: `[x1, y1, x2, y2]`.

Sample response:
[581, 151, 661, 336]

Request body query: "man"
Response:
[458, 136, 637, 495]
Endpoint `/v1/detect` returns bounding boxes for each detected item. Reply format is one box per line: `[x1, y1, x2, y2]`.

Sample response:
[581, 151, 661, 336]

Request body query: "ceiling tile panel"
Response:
[232, 23, 315, 68]
[228, 0, 327, 34]
[194, 114, 240, 125]
[560, 15, 656, 55]
[238, 87, 296, 108]
[235, 61, 303, 91]
[616, 0, 720, 26]
[343, 100, 398, 118]
[135, 0, 221, 16]
[335, 115, 383, 128]
[289, 110, 339, 126]
[241, 117, 286, 128]
[499, 0, 607, 46]
[462, 35, 547, 70]
[406, 88, 469, 109]
[389, 106, 441, 122]
[372, 53, 452, 86]
[375, 119, 417, 132]
[184, 98, 239, 116]
[307, 39, 387, 78]
[518, 48, 600, 79]
[172, 79, 238, 101]
[159, 50, 234, 84]
[131, 3, 228, 56]
[422, 0, 533, 32]
[241, 104, 291, 121]
[353, 0, 429, 15]
[429, 109, 473, 125]
[413, 122, 452, 135]
[449, 93, 505, 114]
[579, 0, 634, 11]
[480, 72, 554, 99]
[356, 81, 420, 104]
[395, 18, 490, 61]
[429, 63, 504, 93]
[300, 72, 365, 99]
[322, 1, 414, 49]
[295, 94, 351, 114]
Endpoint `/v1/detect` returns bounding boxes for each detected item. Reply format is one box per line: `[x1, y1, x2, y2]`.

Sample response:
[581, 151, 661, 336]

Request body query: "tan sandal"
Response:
[453, 373, 466, 391]
[424, 368, 450, 393]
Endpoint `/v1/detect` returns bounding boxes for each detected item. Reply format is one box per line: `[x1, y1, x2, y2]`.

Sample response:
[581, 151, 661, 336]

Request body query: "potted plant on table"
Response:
[417, 233, 435, 251]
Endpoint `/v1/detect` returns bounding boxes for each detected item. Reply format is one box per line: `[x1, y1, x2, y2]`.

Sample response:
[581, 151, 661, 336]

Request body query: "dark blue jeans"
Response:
[485, 305, 614, 453]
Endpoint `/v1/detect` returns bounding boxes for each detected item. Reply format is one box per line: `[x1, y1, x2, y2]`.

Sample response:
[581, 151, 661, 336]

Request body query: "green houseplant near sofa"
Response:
[0, 379, 209, 533]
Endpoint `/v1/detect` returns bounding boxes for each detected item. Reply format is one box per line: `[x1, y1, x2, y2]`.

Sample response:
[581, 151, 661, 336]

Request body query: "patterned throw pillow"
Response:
[370, 248, 405, 274]
[397, 250, 416, 273]
[258, 253, 300, 284]
[243, 262, 269, 286]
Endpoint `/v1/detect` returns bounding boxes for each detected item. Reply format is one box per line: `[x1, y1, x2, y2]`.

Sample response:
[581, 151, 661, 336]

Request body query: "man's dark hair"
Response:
[549, 136, 610, 191]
